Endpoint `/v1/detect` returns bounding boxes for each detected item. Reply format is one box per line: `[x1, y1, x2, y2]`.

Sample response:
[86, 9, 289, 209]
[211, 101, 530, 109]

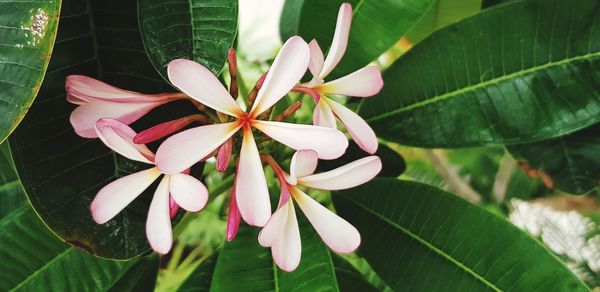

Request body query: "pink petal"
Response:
[313, 99, 337, 129]
[320, 3, 352, 79]
[169, 173, 208, 212]
[90, 167, 161, 224]
[169, 196, 180, 218]
[226, 183, 241, 241]
[95, 118, 155, 164]
[155, 122, 241, 174]
[66, 75, 173, 104]
[253, 120, 348, 160]
[289, 150, 318, 184]
[250, 36, 310, 116]
[327, 98, 378, 154]
[307, 39, 324, 85]
[235, 128, 271, 227]
[298, 156, 381, 190]
[292, 187, 359, 253]
[259, 200, 301, 272]
[146, 176, 173, 254]
[134, 114, 207, 144]
[167, 59, 243, 117]
[70, 101, 160, 138]
[319, 66, 383, 97]
[216, 137, 233, 172]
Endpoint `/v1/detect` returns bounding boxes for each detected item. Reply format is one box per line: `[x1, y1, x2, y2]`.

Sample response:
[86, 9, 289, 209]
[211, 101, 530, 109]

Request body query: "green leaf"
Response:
[0, 0, 61, 143]
[317, 142, 406, 178]
[507, 124, 600, 195]
[291, 0, 436, 79]
[333, 178, 589, 291]
[0, 148, 142, 291]
[182, 216, 340, 291]
[108, 255, 160, 292]
[332, 256, 379, 292]
[359, 0, 600, 147]
[138, 0, 238, 79]
[8, 0, 193, 259]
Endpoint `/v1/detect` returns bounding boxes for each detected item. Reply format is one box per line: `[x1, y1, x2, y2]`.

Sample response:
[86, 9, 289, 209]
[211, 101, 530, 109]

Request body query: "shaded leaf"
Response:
[0, 0, 61, 143]
[333, 178, 589, 291]
[138, 0, 238, 79]
[317, 142, 406, 178]
[359, 0, 600, 147]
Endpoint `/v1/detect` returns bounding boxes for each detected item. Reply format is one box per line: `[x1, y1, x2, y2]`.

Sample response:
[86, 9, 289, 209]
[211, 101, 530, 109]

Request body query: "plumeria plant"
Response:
[1, 0, 599, 291]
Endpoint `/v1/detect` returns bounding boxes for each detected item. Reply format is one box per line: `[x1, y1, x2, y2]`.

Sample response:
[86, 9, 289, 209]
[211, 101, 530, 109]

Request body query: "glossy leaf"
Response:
[317, 142, 406, 178]
[290, 0, 436, 79]
[138, 0, 238, 79]
[8, 0, 192, 259]
[333, 178, 589, 291]
[108, 255, 160, 292]
[332, 256, 379, 292]
[359, 0, 600, 147]
[0, 0, 61, 143]
[508, 124, 600, 195]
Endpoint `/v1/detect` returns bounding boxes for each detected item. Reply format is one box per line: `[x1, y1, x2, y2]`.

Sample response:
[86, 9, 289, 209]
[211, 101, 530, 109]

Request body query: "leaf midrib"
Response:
[365, 50, 600, 122]
[343, 197, 502, 292]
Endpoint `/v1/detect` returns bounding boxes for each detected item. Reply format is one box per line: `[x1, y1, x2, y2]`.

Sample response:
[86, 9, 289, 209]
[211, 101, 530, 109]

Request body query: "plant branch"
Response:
[425, 149, 482, 204]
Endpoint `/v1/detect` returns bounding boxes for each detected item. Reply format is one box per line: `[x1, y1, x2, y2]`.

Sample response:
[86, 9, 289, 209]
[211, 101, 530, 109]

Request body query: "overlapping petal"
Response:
[318, 65, 383, 98]
[168, 59, 243, 117]
[327, 98, 378, 154]
[169, 173, 208, 212]
[70, 101, 160, 138]
[90, 167, 161, 224]
[292, 187, 359, 253]
[320, 3, 352, 79]
[313, 99, 337, 129]
[259, 200, 301, 272]
[288, 149, 318, 184]
[146, 176, 173, 254]
[95, 118, 155, 164]
[298, 156, 381, 190]
[250, 36, 310, 116]
[253, 120, 348, 160]
[307, 39, 325, 85]
[235, 128, 271, 226]
[155, 122, 241, 174]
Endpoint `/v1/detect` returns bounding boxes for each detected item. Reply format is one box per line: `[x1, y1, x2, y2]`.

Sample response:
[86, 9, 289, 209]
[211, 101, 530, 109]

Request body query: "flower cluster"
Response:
[67, 3, 383, 271]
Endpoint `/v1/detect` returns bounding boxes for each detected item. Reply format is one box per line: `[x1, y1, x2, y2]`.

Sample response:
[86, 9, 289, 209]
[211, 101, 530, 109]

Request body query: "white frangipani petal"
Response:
[298, 156, 381, 190]
[167, 59, 242, 117]
[66, 75, 157, 104]
[250, 36, 310, 116]
[319, 65, 383, 98]
[271, 201, 301, 272]
[155, 122, 241, 174]
[95, 118, 155, 164]
[253, 120, 348, 160]
[70, 101, 159, 138]
[320, 3, 352, 79]
[90, 167, 161, 224]
[327, 98, 378, 154]
[307, 39, 324, 84]
[258, 200, 290, 247]
[313, 99, 337, 129]
[292, 187, 360, 253]
[169, 173, 208, 212]
[146, 176, 173, 254]
[289, 149, 318, 184]
[235, 128, 271, 227]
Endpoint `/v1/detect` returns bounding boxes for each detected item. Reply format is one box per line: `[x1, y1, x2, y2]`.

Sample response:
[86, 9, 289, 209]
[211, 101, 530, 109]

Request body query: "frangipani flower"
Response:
[156, 37, 349, 227]
[298, 3, 383, 154]
[90, 118, 208, 254]
[260, 150, 382, 271]
[66, 75, 185, 138]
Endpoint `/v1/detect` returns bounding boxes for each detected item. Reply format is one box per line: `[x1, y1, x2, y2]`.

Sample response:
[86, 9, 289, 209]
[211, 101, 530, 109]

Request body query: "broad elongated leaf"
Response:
[359, 0, 600, 147]
[508, 124, 600, 195]
[182, 218, 340, 291]
[333, 178, 588, 291]
[0, 0, 60, 143]
[138, 0, 238, 78]
[8, 0, 191, 259]
[332, 256, 379, 292]
[288, 0, 436, 79]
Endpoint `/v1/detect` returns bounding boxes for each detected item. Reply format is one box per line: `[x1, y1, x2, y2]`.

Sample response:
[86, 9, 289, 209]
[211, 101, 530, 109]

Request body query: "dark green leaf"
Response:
[508, 124, 600, 195]
[138, 0, 238, 79]
[317, 142, 406, 178]
[292, 0, 436, 79]
[179, 253, 219, 292]
[8, 0, 192, 259]
[333, 178, 589, 291]
[359, 0, 600, 147]
[332, 256, 379, 292]
[0, 0, 61, 143]
[279, 0, 305, 41]
[108, 255, 160, 292]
